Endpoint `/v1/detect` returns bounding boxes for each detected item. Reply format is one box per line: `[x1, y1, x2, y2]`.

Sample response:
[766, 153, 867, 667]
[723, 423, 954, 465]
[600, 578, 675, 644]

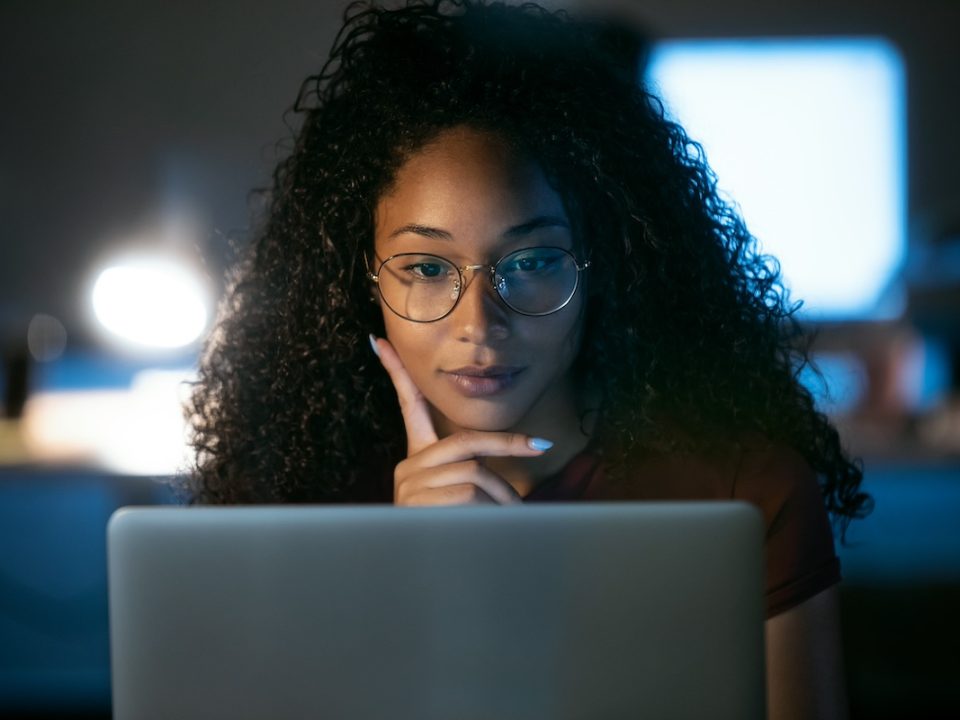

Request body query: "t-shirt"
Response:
[522, 438, 841, 619]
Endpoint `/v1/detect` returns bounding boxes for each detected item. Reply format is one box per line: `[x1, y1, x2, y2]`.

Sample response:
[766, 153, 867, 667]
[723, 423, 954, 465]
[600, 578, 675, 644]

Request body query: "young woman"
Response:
[186, 1, 871, 716]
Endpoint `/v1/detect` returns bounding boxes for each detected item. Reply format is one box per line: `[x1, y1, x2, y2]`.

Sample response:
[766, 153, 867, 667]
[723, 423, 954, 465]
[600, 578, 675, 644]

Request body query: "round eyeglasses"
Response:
[368, 246, 591, 323]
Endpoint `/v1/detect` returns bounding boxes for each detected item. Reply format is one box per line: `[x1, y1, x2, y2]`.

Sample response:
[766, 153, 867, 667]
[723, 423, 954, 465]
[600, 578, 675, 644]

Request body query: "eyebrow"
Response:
[387, 215, 570, 241]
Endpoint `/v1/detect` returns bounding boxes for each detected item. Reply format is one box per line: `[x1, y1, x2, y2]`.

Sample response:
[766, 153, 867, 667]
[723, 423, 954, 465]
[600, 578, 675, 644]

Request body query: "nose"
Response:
[451, 267, 510, 344]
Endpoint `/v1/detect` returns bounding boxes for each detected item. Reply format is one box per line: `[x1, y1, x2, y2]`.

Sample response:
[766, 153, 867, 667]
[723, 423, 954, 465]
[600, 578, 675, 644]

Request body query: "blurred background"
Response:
[1, 0, 958, 717]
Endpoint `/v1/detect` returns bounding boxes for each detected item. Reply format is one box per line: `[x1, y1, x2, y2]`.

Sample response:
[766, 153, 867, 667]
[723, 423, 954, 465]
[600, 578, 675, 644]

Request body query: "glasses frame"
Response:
[367, 246, 591, 323]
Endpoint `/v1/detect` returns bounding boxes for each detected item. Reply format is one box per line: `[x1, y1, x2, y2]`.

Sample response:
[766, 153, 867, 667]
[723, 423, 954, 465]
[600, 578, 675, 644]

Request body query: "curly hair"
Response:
[184, 0, 871, 537]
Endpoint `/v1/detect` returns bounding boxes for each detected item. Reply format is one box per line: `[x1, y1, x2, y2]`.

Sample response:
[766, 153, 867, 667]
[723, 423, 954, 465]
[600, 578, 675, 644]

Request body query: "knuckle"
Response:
[454, 430, 476, 447]
[393, 469, 421, 500]
[398, 492, 422, 506]
[457, 485, 483, 503]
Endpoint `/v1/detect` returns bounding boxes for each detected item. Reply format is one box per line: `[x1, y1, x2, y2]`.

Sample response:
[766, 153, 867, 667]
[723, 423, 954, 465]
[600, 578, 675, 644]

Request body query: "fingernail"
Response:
[528, 437, 554, 451]
[368, 333, 381, 358]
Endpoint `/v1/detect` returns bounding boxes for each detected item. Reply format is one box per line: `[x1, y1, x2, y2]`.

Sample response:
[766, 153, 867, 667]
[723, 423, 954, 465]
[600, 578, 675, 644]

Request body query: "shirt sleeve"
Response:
[732, 440, 841, 619]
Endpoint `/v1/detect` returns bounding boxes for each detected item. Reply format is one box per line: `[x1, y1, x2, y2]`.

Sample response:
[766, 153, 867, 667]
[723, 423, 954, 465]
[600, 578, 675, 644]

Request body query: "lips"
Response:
[442, 365, 526, 397]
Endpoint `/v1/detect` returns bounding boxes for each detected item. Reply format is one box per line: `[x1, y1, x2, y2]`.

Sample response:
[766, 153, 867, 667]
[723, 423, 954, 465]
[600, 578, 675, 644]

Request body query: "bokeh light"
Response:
[91, 259, 209, 349]
[648, 37, 906, 320]
[27, 313, 68, 363]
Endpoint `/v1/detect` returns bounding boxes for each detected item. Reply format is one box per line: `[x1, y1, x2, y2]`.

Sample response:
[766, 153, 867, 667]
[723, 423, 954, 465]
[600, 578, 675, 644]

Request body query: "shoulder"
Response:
[584, 436, 841, 617]
[731, 436, 827, 536]
[585, 435, 825, 512]
[731, 436, 841, 617]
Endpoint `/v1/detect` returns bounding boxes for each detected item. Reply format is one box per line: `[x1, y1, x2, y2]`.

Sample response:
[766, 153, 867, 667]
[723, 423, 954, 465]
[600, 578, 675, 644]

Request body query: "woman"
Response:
[186, 1, 870, 716]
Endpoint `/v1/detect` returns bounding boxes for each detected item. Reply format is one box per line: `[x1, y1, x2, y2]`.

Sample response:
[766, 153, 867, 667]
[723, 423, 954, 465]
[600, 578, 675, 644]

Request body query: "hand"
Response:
[369, 334, 552, 506]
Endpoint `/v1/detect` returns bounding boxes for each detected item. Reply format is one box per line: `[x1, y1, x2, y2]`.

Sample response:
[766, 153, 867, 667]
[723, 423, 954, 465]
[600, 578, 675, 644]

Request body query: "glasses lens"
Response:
[495, 247, 579, 314]
[378, 254, 459, 321]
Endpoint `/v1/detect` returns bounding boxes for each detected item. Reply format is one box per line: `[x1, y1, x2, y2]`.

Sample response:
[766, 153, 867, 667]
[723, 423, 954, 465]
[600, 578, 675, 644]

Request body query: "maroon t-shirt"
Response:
[522, 439, 841, 619]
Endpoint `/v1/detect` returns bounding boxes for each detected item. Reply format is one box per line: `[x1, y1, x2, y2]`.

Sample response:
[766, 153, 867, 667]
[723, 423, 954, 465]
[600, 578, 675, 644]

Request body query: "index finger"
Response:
[370, 334, 439, 456]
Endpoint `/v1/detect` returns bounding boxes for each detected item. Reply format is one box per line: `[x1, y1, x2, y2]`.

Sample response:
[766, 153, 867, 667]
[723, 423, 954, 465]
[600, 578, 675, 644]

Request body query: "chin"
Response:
[433, 398, 529, 433]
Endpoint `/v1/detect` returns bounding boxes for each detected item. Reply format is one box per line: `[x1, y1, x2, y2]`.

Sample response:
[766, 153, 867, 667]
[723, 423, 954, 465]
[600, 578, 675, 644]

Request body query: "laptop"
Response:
[108, 502, 765, 719]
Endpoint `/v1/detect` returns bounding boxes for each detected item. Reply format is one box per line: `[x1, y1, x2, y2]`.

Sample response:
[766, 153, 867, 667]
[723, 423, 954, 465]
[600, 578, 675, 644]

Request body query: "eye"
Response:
[403, 262, 447, 280]
[502, 251, 561, 275]
[517, 256, 548, 272]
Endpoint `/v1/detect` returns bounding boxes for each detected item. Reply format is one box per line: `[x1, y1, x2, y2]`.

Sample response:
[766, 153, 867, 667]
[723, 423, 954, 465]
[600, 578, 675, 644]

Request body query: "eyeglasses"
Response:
[368, 246, 591, 323]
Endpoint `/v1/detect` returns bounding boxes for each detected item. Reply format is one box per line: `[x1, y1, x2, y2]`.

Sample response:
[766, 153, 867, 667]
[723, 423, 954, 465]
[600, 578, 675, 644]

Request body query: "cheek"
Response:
[528, 299, 585, 365]
[381, 312, 436, 374]
[382, 311, 410, 350]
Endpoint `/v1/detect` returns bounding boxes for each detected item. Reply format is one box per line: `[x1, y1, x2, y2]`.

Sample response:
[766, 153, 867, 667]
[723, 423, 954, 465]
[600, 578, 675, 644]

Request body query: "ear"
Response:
[582, 258, 602, 299]
[368, 278, 383, 307]
[361, 249, 382, 305]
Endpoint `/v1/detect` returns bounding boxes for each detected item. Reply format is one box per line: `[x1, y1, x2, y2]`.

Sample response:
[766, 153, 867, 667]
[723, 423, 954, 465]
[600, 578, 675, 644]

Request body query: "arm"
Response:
[765, 585, 849, 720]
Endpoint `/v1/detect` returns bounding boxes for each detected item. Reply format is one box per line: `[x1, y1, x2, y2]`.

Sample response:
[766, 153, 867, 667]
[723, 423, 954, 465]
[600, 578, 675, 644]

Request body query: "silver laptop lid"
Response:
[108, 502, 765, 720]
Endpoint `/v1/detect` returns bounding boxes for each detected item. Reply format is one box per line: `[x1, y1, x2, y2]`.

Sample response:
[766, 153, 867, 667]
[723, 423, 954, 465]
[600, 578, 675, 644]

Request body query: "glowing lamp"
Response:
[92, 260, 208, 349]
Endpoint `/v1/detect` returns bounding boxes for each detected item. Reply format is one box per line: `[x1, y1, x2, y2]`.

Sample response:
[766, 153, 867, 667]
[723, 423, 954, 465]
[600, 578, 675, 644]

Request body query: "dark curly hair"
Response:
[184, 0, 871, 537]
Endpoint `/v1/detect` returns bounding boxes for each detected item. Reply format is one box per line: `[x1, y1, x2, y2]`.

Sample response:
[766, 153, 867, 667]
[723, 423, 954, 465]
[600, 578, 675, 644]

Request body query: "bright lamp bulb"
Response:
[92, 261, 208, 348]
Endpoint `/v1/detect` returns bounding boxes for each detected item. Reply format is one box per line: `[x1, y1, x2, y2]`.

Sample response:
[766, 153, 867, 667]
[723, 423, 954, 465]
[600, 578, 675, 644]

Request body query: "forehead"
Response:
[374, 127, 570, 247]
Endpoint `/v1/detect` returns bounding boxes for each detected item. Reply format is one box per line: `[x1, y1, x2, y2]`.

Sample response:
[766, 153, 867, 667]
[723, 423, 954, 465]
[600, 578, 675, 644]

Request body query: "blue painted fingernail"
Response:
[528, 437, 554, 451]
[368, 334, 380, 358]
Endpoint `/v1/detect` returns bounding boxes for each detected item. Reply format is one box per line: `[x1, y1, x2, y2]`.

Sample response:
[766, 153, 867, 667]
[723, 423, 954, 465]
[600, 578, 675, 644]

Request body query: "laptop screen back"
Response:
[108, 502, 765, 719]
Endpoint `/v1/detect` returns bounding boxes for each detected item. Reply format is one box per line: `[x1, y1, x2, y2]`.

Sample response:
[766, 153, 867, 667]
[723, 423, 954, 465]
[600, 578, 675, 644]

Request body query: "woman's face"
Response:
[373, 126, 586, 434]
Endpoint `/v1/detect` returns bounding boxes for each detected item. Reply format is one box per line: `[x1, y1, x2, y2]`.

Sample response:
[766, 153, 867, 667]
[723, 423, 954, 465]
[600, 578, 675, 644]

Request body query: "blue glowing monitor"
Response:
[646, 38, 906, 320]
